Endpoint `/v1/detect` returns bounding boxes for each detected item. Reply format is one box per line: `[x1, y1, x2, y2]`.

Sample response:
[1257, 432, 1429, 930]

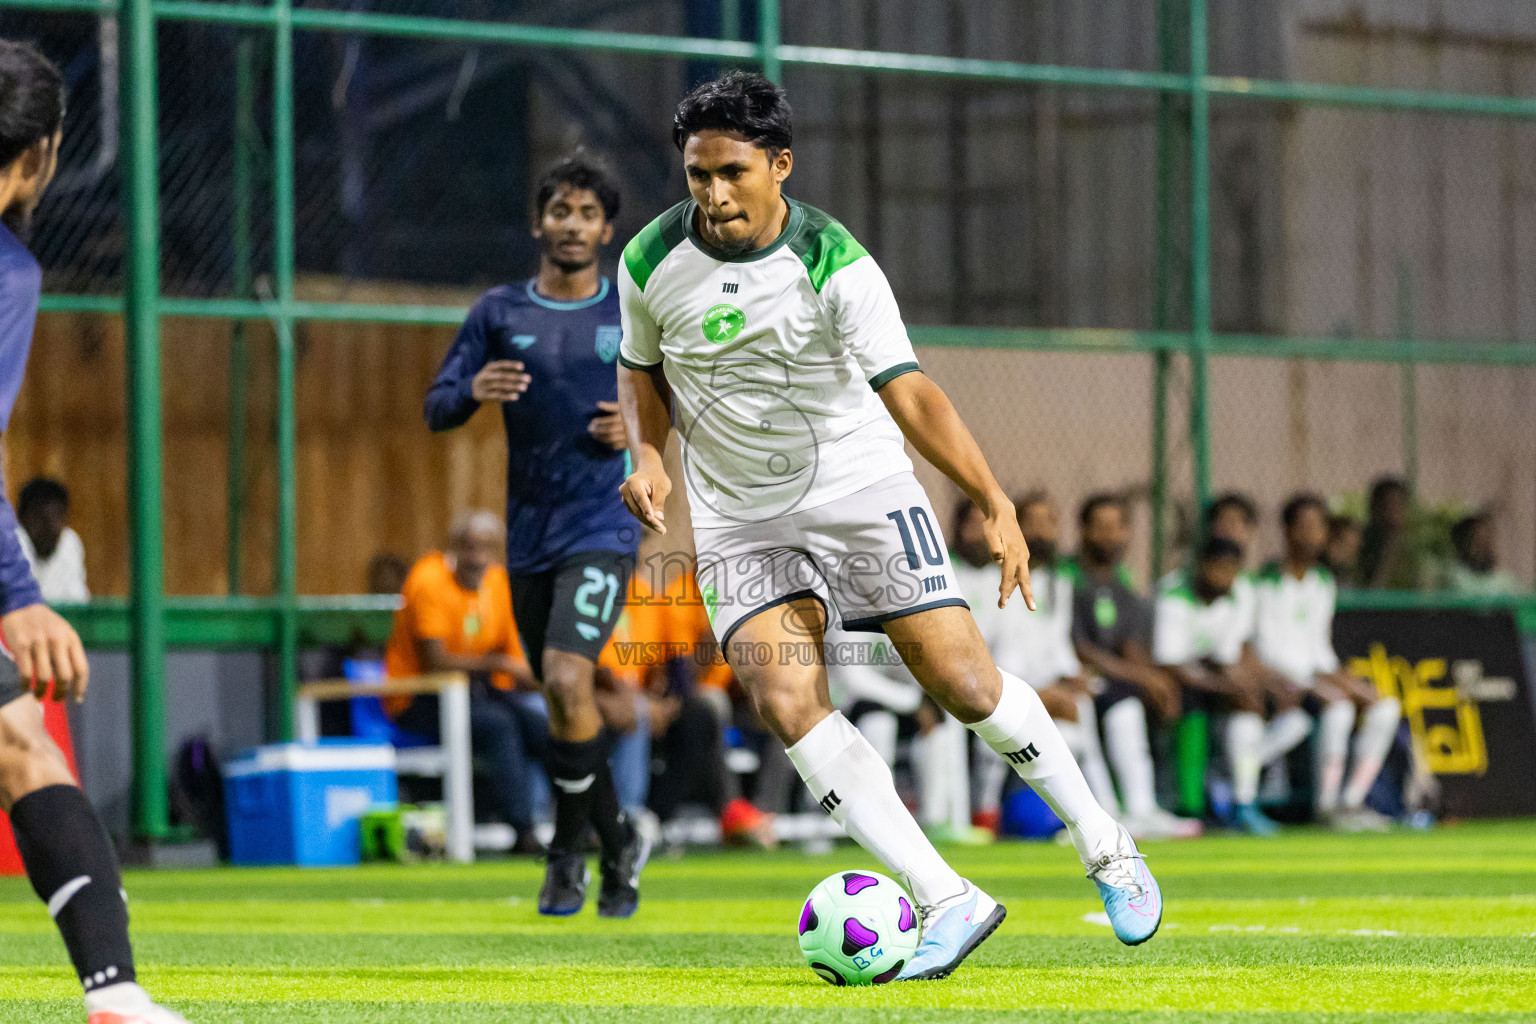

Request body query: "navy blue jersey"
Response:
[425, 277, 637, 573]
[0, 222, 46, 613]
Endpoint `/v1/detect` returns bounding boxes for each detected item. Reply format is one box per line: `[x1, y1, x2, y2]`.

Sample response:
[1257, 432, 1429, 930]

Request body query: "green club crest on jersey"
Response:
[702, 304, 745, 344]
[701, 584, 720, 622]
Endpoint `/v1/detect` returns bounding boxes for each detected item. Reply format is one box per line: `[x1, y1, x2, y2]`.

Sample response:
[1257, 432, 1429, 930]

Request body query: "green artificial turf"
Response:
[1, 822, 1532, 1022]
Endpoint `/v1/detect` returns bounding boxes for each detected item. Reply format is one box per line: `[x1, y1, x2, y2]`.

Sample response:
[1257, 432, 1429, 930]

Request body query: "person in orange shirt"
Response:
[384, 511, 546, 855]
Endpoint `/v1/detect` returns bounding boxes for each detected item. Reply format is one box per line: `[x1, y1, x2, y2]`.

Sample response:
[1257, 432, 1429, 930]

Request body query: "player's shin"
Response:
[1315, 700, 1356, 813]
[10, 785, 137, 998]
[786, 712, 966, 910]
[968, 673, 1119, 863]
[1342, 697, 1400, 809]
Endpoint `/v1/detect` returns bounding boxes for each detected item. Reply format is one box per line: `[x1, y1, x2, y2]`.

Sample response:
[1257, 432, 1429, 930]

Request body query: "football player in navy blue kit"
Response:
[426, 155, 647, 917]
[0, 40, 189, 1024]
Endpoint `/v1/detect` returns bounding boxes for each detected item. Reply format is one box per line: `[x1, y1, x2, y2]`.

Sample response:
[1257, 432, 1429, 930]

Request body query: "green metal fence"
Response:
[1, 0, 1534, 841]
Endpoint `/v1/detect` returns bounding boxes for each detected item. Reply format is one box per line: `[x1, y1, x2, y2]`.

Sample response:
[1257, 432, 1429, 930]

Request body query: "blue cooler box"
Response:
[224, 741, 397, 866]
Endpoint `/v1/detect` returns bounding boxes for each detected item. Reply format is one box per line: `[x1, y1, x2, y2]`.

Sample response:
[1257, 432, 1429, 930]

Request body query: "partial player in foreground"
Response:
[426, 154, 648, 917]
[616, 72, 1161, 981]
[0, 40, 188, 1024]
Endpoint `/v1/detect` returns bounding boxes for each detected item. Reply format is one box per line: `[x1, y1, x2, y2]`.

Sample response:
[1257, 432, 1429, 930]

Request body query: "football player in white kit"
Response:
[615, 72, 1161, 980]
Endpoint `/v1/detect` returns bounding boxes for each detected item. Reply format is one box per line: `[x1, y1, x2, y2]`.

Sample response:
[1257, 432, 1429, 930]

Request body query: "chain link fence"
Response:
[0, 0, 1532, 599]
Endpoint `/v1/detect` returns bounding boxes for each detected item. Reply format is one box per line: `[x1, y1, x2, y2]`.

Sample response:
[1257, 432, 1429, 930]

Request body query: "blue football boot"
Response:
[1088, 825, 1163, 946]
[896, 882, 1007, 981]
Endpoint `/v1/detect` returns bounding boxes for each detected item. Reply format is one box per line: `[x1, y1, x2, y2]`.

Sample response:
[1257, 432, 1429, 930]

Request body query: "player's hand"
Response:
[620, 453, 671, 534]
[588, 400, 628, 451]
[982, 497, 1036, 611]
[1, 603, 89, 703]
[471, 360, 531, 402]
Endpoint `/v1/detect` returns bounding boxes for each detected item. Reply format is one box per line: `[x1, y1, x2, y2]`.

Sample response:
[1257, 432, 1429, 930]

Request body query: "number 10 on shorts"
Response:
[886, 507, 944, 571]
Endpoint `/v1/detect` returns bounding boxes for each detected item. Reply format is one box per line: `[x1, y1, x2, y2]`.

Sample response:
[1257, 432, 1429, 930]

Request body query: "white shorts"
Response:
[694, 472, 969, 650]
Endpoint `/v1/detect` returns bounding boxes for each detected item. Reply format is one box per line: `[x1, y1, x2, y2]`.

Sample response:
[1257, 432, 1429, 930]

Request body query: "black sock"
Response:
[589, 753, 630, 862]
[548, 737, 603, 857]
[11, 784, 135, 993]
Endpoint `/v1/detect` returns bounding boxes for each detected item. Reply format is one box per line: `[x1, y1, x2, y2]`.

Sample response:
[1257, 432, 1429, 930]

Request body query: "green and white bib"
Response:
[618, 197, 919, 527]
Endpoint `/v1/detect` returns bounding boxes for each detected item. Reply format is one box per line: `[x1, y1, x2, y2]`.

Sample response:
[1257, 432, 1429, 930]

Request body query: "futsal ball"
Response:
[797, 870, 921, 985]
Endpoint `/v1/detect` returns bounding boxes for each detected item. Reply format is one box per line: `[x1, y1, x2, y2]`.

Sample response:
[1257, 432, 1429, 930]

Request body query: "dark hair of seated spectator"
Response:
[367, 551, 410, 595]
[1206, 491, 1258, 551]
[1194, 535, 1245, 601]
[17, 476, 68, 560]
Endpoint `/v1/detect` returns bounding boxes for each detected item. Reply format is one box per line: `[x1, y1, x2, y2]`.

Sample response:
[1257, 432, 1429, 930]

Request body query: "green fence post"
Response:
[1396, 260, 1418, 495]
[227, 32, 256, 596]
[1151, 0, 1187, 583]
[273, 0, 299, 740]
[1187, 0, 1212, 517]
[122, 0, 169, 840]
[757, 0, 780, 83]
[719, 0, 740, 42]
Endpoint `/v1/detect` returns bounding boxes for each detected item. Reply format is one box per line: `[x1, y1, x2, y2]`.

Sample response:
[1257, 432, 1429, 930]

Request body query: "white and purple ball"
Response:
[797, 870, 921, 986]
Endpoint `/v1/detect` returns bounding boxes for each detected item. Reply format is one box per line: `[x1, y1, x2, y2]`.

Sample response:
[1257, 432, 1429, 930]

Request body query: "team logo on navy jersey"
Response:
[511, 334, 537, 350]
[594, 325, 621, 363]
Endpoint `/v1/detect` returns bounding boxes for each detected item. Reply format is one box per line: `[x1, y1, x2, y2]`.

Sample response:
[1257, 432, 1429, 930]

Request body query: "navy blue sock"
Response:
[11, 784, 136, 993]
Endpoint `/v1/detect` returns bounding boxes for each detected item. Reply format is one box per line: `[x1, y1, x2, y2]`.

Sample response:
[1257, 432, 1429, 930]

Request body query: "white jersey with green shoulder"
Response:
[617, 196, 919, 528]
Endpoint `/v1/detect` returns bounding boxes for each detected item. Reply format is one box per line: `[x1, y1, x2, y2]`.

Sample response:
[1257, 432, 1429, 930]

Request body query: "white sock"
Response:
[855, 709, 899, 766]
[1227, 711, 1265, 805]
[1103, 697, 1158, 819]
[786, 711, 965, 908]
[1072, 695, 1121, 818]
[1258, 708, 1313, 764]
[972, 733, 1008, 815]
[84, 982, 152, 1015]
[1315, 700, 1355, 813]
[968, 672, 1120, 864]
[1343, 697, 1401, 809]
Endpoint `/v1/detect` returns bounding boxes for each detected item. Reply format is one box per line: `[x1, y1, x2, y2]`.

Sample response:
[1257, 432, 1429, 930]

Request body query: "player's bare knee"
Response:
[541, 652, 594, 715]
[0, 704, 71, 807]
[925, 661, 1002, 725]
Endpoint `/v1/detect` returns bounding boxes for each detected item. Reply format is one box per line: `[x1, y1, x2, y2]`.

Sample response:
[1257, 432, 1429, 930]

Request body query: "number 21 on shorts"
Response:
[573, 566, 620, 622]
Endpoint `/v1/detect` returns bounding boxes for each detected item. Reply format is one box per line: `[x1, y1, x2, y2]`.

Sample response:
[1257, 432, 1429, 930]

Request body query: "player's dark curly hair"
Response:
[0, 40, 64, 170]
[533, 151, 621, 222]
[672, 71, 793, 154]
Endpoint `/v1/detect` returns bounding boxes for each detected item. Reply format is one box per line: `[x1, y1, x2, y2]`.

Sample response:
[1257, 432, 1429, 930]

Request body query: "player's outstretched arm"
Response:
[877, 371, 1035, 611]
[617, 363, 673, 534]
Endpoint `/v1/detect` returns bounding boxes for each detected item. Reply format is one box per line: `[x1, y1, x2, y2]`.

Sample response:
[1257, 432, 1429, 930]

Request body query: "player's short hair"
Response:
[1197, 535, 1244, 563]
[0, 40, 64, 171]
[533, 151, 621, 223]
[17, 476, 67, 518]
[1078, 492, 1128, 529]
[1281, 492, 1327, 531]
[672, 71, 793, 155]
[1205, 491, 1257, 527]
